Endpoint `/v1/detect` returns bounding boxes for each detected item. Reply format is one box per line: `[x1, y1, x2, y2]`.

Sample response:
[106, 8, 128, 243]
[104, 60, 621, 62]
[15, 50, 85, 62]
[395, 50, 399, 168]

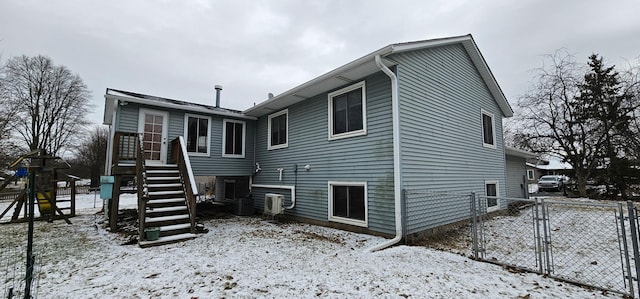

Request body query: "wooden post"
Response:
[70, 179, 76, 216]
[109, 176, 121, 231]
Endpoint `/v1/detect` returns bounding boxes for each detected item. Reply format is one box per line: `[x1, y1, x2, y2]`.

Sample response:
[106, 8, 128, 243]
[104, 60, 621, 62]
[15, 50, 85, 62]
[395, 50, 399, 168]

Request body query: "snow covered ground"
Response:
[1, 194, 620, 298]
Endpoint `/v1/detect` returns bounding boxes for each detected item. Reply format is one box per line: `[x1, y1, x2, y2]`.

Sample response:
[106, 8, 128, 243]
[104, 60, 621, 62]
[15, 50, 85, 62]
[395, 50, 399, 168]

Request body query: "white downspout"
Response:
[368, 55, 403, 252]
[250, 184, 296, 209]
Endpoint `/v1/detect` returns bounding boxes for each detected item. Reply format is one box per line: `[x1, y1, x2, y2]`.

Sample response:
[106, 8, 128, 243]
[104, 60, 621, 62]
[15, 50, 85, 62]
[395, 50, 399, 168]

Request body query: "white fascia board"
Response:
[105, 93, 257, 120]
[103, 96, 116, 125]
[243, 46, 394, 116]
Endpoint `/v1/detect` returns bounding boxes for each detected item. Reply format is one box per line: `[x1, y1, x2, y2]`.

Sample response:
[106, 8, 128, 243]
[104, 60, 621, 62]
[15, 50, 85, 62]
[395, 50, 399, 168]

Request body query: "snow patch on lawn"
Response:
[0, 193, 618, 298]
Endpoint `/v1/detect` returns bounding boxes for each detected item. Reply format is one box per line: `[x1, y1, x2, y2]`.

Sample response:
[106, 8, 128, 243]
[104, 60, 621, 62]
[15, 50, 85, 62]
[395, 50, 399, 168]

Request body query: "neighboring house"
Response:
[526, 155, 573, 183]
[103, 34, 522, 247]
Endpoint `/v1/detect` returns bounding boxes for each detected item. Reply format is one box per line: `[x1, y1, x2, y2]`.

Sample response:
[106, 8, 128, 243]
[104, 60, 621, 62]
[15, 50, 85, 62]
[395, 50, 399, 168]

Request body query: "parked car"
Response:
[538, 175, 568, 192]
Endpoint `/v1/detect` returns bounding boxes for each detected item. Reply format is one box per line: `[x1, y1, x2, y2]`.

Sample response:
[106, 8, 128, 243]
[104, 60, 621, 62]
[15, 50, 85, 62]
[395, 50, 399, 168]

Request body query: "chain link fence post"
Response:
[626, 201, 640, 298]
[471, 192, 478, 260]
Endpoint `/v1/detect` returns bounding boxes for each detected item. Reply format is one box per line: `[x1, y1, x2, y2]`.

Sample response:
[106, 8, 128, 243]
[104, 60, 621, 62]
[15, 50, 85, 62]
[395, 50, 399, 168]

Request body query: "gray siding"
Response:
[390, 44, 507, 231]
[506, 155, 527, 199]
[252, 72, 396, 234]
[115, 102, 254, 176]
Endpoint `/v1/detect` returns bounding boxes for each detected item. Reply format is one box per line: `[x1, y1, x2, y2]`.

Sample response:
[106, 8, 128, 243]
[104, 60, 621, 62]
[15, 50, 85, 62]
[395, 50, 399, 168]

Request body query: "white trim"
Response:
[267, 109, 289, 150]
[527, 169, 535, 180]
[481, 109, 496, 149]
[222, 119, 246, 158]
[485, 180, 500, 212]
[138, 108, 169, 164]
[177, 136, 198, 195]
[183, 113, 211, 157]
[105, 92, 257, 120]
[328, 181, 368, 227]
[328, 81, 367, 140]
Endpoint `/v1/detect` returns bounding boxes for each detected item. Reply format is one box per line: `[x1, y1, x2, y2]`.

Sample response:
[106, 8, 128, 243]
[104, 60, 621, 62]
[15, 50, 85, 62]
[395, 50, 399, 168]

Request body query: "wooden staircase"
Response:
[139, 164, 196, 248]
[110, 133, 199, 247]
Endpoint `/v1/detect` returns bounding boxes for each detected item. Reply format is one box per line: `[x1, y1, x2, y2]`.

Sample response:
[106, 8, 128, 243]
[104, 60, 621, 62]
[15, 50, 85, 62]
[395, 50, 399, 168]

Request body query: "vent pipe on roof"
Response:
[215, 85, 223, 108]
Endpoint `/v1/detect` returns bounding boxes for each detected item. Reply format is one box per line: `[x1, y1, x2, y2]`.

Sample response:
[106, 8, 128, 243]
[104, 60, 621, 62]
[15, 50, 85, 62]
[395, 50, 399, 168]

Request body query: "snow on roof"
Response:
[527, 155, 573, 170]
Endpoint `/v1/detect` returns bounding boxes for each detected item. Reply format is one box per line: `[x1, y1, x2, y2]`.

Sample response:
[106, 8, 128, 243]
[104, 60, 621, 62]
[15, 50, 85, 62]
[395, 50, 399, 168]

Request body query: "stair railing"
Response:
[135, 133, 150, 241]
[171, 136, 198, 234]
[112, 131, 138, 167]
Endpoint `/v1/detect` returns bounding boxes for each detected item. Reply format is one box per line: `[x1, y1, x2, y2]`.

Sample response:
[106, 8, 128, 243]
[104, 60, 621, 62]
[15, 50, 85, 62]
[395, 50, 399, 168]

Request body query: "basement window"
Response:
[328, 181, 368, 227]
[485, 180, 499, 212]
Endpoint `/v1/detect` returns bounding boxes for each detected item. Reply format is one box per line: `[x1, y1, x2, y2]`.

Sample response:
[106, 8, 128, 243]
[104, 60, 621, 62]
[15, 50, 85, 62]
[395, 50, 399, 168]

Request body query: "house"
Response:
[103, 34, 521, 248]
[526, 155, 573, 183]
[505, 148, 538, 199]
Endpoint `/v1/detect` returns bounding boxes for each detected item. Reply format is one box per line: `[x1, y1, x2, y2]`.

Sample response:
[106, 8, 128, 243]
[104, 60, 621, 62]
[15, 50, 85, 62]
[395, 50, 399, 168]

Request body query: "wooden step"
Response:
[146, 206, 187, 217]
[158, 223, 192, 237]
[147, 177, 181, 183]
[145, 214, 190, 227]
[139, 233, 196, 248]
[147, 183, 183, 193]
[146, 169, 179, 176]
[148, 190, 185, 200]
[146, 197, 185, 209]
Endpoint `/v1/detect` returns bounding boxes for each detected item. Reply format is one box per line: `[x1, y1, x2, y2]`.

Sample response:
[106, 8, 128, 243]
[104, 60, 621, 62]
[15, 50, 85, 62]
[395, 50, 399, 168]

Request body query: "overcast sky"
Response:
[1, 0, 639, 126]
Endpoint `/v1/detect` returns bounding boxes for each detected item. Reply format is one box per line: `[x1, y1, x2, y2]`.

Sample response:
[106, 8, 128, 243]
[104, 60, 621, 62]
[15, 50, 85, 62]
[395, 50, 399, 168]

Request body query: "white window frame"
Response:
[328, 81, 367, 140]
[527, 169, 535, 180]
[481, 109, 496, 149]
[267, 109, 289, 150]
[183, 114, 211, 156]
[485, 180, 500, 213]
[222, 119, 246, 158]
[328, 181, 368, 227]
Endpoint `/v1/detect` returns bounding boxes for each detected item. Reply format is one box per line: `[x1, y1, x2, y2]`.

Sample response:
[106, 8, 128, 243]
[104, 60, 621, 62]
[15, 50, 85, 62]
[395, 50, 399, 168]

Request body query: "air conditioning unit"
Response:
[264, 193, 284, 215]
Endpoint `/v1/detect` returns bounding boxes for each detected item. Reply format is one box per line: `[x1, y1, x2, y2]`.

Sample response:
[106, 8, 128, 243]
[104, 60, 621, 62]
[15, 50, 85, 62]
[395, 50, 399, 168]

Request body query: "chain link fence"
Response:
[1, 242, 41, 299]
[405, 189, 640, 298]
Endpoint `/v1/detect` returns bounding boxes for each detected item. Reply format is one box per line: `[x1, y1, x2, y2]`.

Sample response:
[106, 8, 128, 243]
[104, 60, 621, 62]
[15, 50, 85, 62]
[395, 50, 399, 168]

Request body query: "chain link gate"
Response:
[472, 196, 640, 297]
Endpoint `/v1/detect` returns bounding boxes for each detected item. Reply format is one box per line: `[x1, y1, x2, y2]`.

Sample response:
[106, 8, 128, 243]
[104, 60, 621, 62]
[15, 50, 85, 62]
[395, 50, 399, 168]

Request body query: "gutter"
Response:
[250, 184, 296, 210]
[367, 55, 403, 252]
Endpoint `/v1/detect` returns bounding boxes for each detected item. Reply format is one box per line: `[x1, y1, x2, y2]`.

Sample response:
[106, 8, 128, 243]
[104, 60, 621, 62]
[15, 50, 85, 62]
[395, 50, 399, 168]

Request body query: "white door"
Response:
[138, 108, 169, 164]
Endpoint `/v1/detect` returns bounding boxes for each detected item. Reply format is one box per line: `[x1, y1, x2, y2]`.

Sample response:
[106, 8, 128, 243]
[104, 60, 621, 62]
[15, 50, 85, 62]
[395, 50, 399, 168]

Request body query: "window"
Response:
[222, 119, 245, 158]
[184, 114, 210, 155]
[328, 181, 367, 227]
[485, 180, 499, 212]
[328, 82, 367, 140]
[268, 109, 288, 150]
[527, 169, 535, 180]
[482, 110, 496, 148]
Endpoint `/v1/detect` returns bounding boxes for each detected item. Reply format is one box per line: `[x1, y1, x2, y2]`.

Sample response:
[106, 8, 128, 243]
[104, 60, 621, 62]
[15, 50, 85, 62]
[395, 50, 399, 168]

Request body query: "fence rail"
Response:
[405, 188, 640, 298]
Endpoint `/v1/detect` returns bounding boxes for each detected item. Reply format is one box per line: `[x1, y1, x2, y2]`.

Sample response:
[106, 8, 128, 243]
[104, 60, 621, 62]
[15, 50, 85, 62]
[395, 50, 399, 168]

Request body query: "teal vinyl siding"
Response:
[116, 102, 254, 176]
[391, 44, 507, 231]
[252, 72, 396, 234]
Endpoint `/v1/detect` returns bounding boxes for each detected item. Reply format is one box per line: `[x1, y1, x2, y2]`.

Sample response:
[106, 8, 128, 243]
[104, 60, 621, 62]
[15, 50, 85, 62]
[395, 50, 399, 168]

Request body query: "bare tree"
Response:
[74, 126, 108, 186]
[1, 55, 92, 156]
[516, 51, 640, 197]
